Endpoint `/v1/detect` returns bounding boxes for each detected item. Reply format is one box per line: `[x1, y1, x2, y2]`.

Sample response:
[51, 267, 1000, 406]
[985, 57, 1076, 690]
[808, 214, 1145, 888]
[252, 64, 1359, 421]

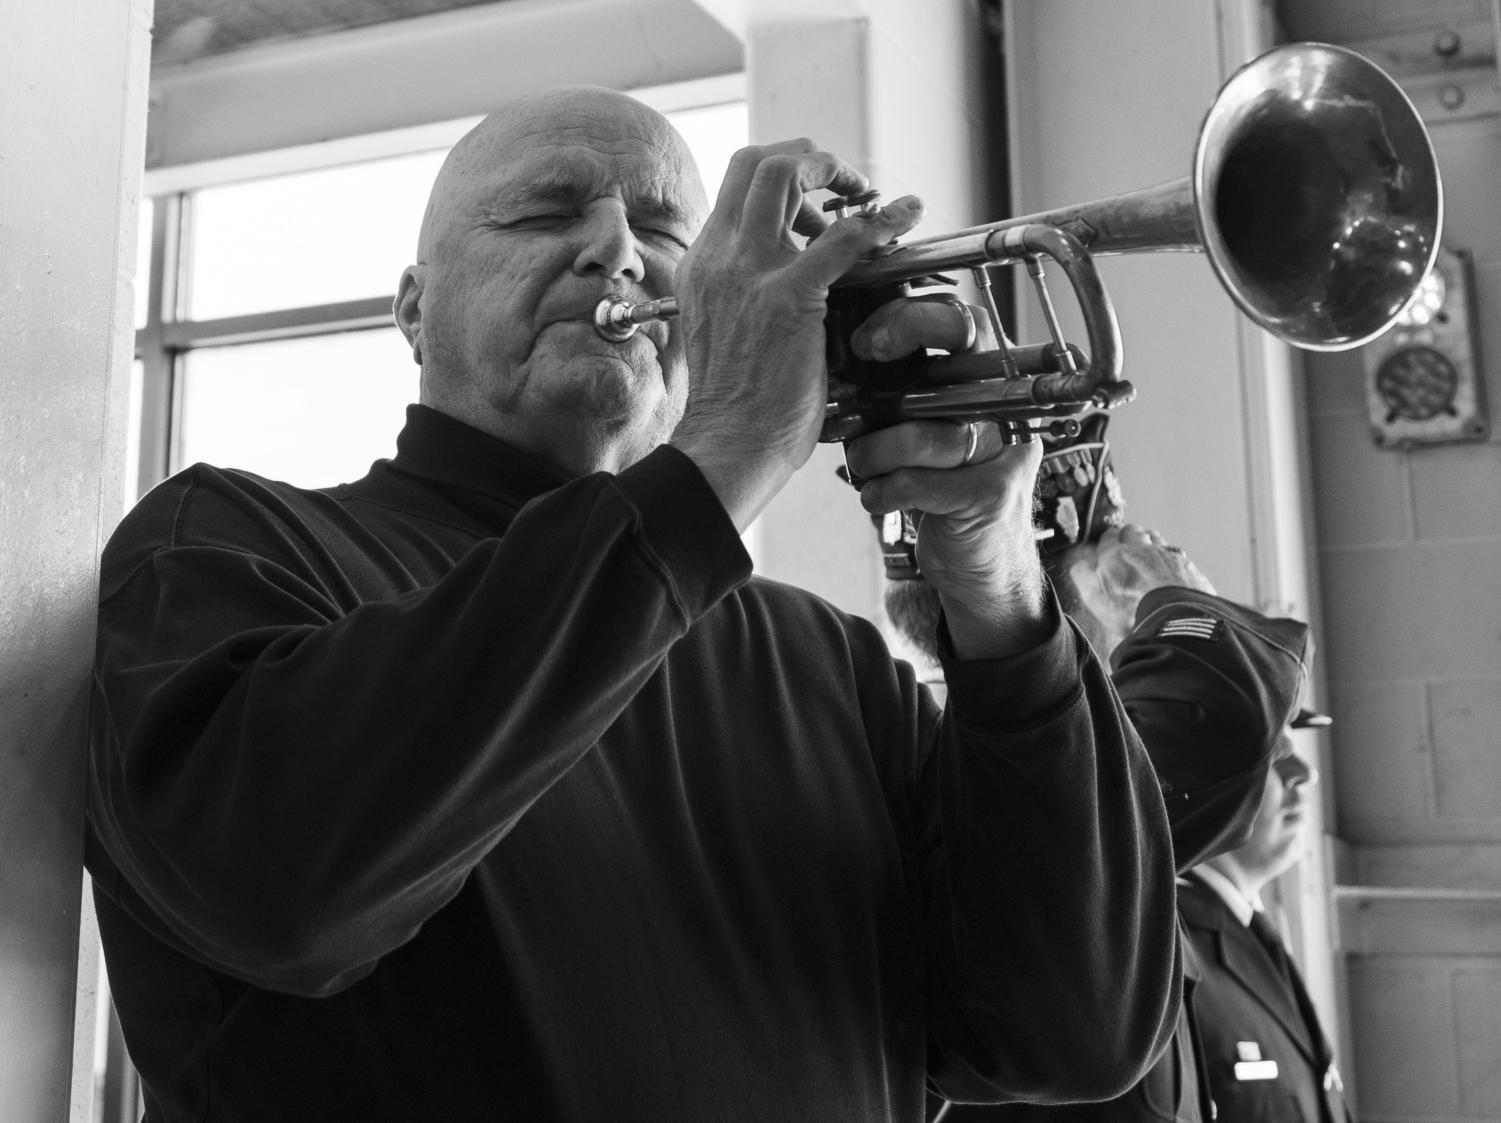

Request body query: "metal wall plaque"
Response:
[1364, 244, 1490, 449]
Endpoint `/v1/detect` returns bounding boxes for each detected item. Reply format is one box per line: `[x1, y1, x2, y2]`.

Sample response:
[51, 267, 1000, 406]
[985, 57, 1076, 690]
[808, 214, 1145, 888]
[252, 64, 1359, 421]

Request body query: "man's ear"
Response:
[394, 266, 425, 366]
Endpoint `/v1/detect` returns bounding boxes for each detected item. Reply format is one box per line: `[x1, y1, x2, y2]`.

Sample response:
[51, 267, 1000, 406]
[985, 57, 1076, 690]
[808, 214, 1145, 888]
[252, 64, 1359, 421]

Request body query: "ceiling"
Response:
[151, 0, 505, 67]
[154, 0, 1493, 70]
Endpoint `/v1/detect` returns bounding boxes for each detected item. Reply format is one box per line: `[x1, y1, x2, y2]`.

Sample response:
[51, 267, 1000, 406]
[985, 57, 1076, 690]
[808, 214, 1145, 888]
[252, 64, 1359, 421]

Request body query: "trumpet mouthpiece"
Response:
[593, 295, 680, 341]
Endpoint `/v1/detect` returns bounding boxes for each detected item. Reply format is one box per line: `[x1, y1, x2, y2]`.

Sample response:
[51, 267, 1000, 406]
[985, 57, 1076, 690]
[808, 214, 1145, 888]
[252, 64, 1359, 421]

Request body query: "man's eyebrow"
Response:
[492, 178, 585, 207]
[489, 175, 692, 224]
[629, 194, 694, 225]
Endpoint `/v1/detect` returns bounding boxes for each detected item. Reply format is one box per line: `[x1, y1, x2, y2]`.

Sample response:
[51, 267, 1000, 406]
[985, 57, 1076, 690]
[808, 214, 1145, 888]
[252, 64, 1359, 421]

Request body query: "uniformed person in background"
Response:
[1178, 726, 1353, 1123]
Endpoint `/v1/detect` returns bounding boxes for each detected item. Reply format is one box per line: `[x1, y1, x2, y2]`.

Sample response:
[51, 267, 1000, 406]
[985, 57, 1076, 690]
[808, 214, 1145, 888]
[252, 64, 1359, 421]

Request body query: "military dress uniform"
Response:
[1178, 871, 1353, 1123]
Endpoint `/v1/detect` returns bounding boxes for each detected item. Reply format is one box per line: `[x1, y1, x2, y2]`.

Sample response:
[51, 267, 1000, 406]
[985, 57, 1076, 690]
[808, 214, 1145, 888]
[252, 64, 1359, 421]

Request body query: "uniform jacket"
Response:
[1178, 873, 1354, 1123]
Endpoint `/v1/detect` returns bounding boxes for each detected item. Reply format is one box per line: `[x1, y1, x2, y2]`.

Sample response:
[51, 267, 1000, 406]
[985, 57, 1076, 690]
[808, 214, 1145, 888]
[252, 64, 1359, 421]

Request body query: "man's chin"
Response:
[539, 352, 659, 413]
[538, 375, 681, 464]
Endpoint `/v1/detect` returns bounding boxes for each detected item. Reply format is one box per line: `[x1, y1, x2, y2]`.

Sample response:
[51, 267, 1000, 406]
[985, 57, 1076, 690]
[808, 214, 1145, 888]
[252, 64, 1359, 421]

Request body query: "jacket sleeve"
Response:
[923, 595, 1182, 1105]
[1109, 586, 1312, 872]
[87, 447, 750, 996]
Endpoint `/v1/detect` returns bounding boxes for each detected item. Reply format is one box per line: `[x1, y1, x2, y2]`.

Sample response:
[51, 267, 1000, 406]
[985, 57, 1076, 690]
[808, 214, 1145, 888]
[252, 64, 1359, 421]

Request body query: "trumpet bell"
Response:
[1196, 41, 1443, 351]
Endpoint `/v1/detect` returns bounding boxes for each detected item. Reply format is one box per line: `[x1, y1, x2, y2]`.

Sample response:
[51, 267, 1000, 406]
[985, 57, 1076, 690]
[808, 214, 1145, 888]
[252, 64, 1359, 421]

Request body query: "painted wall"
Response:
[1, 0, 152, 1118]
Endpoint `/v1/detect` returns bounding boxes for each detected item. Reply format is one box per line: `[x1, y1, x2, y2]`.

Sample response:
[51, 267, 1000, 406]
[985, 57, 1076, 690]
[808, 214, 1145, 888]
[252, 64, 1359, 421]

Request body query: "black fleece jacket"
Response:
[88, 404, 1177, 1122]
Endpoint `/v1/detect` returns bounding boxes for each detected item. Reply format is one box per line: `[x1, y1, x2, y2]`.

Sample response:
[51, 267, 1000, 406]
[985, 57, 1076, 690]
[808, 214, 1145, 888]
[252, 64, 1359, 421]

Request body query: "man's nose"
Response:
[574, 206, 645, 282]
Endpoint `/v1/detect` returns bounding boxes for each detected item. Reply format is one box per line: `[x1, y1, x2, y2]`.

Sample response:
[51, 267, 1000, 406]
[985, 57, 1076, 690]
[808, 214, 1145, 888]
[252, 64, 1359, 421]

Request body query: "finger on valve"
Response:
[850, 293, 984, 363]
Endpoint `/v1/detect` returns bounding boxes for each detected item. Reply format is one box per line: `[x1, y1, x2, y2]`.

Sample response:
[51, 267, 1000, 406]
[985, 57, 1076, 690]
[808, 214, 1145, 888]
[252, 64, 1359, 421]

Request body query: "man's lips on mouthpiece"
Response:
[583, 299, 670, 347]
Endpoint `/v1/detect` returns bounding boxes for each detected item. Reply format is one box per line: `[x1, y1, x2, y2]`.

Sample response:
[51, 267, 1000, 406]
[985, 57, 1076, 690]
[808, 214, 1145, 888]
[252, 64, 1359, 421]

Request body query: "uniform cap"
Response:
[1112, 588, 1315, 798]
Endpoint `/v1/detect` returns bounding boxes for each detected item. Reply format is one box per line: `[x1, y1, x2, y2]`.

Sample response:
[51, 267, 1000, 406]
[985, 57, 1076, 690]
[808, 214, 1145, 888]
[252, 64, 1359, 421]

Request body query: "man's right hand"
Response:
[668, 140, 924, 531]
[1055, 524, 1216, 662]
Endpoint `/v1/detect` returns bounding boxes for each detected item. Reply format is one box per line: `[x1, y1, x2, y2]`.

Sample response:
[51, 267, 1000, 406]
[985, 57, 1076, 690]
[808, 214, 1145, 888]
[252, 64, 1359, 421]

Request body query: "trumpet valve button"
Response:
[822, 190, 881, 219]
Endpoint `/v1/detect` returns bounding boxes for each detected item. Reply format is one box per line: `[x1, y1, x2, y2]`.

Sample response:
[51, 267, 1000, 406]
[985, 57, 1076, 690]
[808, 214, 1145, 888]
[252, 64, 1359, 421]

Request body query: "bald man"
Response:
[87, 87, 1177, 1121]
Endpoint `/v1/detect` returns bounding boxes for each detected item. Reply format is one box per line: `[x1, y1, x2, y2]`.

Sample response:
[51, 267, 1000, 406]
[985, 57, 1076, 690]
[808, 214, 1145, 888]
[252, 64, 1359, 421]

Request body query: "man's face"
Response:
[1235, 735, 1317, 884]
[401, 88, 709, 473]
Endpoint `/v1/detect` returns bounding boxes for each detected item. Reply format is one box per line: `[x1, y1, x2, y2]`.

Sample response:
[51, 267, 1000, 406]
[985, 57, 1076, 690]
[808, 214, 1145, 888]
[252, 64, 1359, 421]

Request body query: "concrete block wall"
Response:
[1346, 954, 1501, 1120]
[1304, 78, 1501, 852]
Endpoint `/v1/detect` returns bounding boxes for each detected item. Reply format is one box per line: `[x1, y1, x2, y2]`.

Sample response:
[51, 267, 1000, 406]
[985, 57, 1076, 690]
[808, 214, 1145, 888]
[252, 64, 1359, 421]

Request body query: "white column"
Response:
[0, 0, 153, 1118]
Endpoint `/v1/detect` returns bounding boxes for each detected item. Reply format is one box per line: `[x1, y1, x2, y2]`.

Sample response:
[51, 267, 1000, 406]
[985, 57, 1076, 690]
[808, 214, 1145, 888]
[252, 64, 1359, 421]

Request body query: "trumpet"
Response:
[594, 41, 1442, 443]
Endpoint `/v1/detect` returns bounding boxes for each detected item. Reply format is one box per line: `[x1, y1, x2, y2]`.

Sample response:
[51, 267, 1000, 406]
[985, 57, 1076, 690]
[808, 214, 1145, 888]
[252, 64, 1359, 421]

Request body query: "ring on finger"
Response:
[938, 295, 978, 354]
[961, 420, 982, 466]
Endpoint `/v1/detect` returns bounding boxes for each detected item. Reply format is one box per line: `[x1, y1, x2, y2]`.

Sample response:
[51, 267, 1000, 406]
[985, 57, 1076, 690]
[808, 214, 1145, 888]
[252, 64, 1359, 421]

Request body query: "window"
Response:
[184, 153, 442, 321]
[175, 329, 415, 488]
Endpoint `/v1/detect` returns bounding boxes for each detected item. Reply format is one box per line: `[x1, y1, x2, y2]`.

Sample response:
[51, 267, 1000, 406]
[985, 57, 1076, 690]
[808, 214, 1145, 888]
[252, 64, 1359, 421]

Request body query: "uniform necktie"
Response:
[1248, 911, 1295, 982]
[1247, 911, 1336, 1065]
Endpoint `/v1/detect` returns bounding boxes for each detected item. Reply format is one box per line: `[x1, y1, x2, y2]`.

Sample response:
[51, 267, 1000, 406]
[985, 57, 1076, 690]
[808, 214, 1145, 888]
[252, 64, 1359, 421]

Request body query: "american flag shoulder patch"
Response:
[1158, 616, 1223, 641]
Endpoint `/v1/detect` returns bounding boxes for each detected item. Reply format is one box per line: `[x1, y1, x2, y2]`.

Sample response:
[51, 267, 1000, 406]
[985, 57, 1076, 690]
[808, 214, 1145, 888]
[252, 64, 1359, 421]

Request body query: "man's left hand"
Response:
[843, 295, 1048, 661]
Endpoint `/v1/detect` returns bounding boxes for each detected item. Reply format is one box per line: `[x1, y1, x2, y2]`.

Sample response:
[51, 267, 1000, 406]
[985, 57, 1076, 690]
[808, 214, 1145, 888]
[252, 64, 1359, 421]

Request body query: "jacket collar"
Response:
[1190, 863, 1258, 926]
[387, 404, 575, 509]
